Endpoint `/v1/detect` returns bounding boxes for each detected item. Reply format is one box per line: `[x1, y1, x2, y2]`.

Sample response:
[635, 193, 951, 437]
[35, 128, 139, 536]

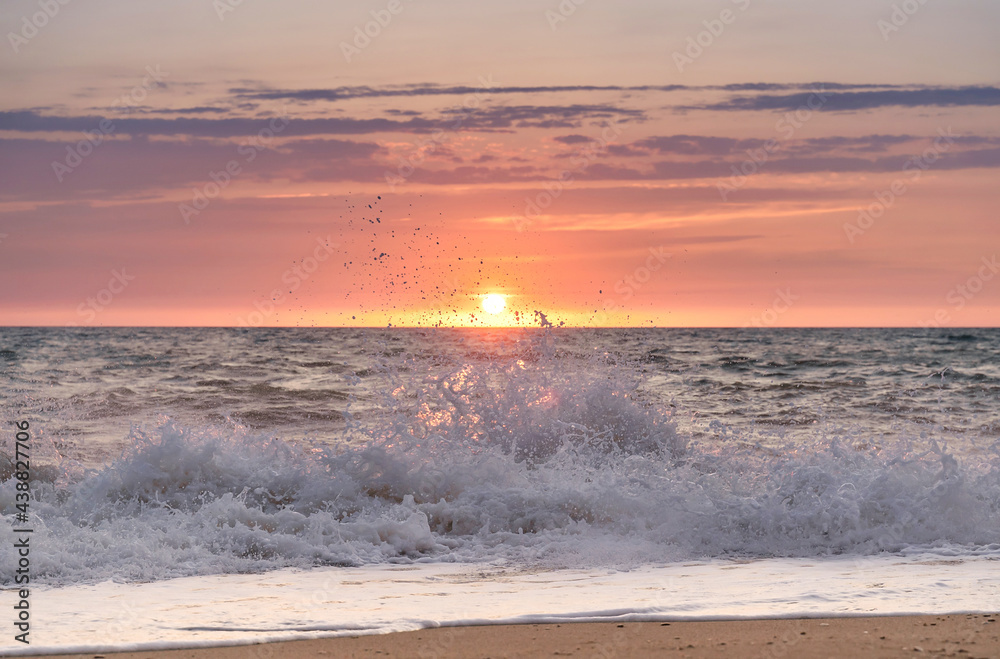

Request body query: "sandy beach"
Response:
[29, 614, 1000, 658]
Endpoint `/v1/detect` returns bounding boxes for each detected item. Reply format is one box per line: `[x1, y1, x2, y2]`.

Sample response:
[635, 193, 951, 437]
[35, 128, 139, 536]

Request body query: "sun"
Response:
[482, 294, 506, 314]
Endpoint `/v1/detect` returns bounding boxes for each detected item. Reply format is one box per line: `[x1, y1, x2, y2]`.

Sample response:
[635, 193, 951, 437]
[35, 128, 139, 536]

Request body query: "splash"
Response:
[2, 331, 999, 585]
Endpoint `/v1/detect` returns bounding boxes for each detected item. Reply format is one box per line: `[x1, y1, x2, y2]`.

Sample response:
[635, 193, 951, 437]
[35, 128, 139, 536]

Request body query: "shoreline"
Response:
[24, 614, 1000, 658]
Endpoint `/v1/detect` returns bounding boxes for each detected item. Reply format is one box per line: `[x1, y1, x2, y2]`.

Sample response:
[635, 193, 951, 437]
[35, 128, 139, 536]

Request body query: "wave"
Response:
[2, 340, 999, 586]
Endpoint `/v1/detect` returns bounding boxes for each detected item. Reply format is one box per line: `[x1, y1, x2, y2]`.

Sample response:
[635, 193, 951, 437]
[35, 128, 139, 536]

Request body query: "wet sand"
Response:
[29, 613, 1000, 658]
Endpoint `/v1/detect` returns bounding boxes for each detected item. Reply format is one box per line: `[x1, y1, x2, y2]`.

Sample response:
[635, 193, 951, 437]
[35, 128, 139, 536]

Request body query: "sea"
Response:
[1, 327, 999, 654]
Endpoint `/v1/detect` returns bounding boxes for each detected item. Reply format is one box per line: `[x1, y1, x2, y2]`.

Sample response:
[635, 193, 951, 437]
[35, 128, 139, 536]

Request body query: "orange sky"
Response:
[1, 0, 999, 327]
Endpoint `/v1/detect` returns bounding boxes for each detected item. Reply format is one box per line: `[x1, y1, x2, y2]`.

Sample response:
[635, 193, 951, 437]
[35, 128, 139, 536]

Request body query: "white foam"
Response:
[2, 553, 998, 655]
[3, 362, 1000, 584]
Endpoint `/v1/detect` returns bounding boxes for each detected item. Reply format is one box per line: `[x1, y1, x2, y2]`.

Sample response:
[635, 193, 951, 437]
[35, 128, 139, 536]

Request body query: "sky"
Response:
[1, 0, 998, 327]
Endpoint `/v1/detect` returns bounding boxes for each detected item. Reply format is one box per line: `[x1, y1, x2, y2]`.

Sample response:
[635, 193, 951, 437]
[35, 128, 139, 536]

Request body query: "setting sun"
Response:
[482, 294, 507, 314]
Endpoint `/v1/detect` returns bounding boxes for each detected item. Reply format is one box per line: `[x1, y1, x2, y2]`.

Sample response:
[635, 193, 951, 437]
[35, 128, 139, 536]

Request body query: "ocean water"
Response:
[2, 327, 1000, 653]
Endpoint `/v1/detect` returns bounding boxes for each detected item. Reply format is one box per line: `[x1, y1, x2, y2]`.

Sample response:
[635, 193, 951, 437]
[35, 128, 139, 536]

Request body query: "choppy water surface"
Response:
[1, 327, 999, 585]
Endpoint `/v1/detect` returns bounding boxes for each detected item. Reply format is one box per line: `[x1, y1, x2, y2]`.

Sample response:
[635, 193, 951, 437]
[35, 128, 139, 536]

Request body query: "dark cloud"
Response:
[592, 133, 1000, 160]
[665, 148, 1000, 180]
[396, 165, 541, 186]
[633, 135, 764, 156]
[3, 115, 998, 204]
[605, 144, 644, 157]
[553, 134, 595, 144]
[403, 142, 1000, 184]
[442, 104, 644, 130]
[230, 84, 683, 103]
[0, 110, 440, 137]
[85, 106, 233, 115]
[0, 103, 643, 137]
[554, 134, 764, 158]
[151, 106, 232, 114]
[0, 137, 384, 200]
[692, 86, 1000, 112]
[789, 134, 918, 154]
[229, 82, 908, 103]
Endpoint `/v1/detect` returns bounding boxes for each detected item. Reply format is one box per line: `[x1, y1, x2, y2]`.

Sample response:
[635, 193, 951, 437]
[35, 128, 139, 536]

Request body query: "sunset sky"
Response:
[1, 0, 998, 327]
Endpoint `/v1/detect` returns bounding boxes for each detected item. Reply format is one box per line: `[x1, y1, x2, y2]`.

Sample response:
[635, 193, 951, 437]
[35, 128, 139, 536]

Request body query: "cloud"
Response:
[553, 134, 595, 145]
[230, 84, 683, 103]
[633, 135, 763, 156]
[552, 134, 765, 158]
[229, 82, 909, 104]
[691, 86, 1000, 112]
[440, 104, 644, 129]
[565, 132, 1000, 163]
[0, 110, 441, 137]
[0, 103, 644, 137]
[0, 137, 385, 200]
[5, 123, 999, 204]
[148, 106, 233, 114]
[787, 134, 918, 154]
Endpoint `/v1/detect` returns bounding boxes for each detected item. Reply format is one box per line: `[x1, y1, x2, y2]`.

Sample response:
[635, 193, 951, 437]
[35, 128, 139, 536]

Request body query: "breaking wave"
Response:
[3, 334, 1000, 586]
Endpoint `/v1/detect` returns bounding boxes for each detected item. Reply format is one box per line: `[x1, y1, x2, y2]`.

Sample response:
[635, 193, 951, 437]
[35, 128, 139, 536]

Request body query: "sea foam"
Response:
[2, 338, 999, 586]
